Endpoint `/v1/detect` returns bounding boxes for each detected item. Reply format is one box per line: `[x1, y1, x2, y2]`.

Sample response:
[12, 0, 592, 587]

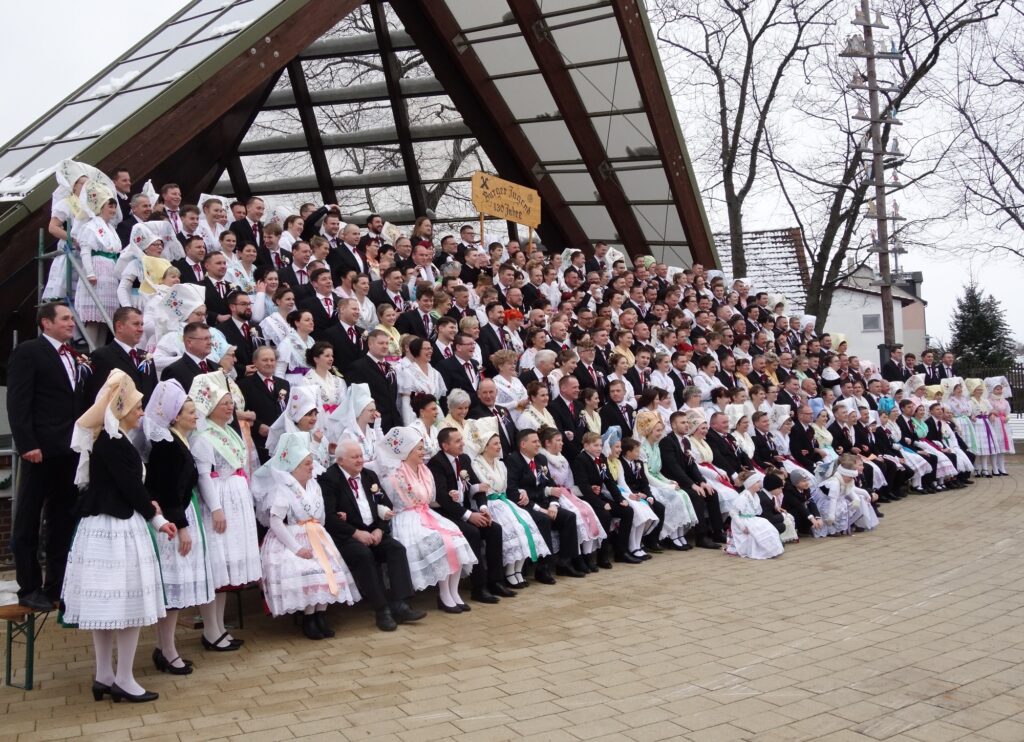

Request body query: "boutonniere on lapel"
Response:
[280, 255, 290, 267]
[370, 482, 382, 502]
[539, 464, 549, 477]
[135, 350, 151, 373]
[459, 469, 470, 483]
[277, 388, 288, 409]
[248, 326, 264, 347]
[73, 351, 93, 381]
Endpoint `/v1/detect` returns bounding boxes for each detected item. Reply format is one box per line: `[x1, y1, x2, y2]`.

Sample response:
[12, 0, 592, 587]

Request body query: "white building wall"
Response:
[823, 289, 905, 359]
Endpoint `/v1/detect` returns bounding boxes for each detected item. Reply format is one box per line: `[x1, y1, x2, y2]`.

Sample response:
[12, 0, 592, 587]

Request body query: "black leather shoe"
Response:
[634, 551, 653, 561]
[18, 590, 54, 612]
[615, 552, 643, 564]
[391, 602, 426, 623]
[301, 614, 324, 640]
[92, 681, 112, 701]
[489, 582, 516, 598]
[534, 568, 557, 585]
[375, 609, 398, 632]
[315, 612, 335, 638]
[110, 684, 158, 703]
[711, 534, 728, 545]
[644, 541, 664, 553]
[201, 632, 240, 652]
[153, 648, 193, 675]
[436, 598, 463, 614]
[555, 563, 586, 578]
[471, 587, 499, 604]
[696, 538, 721, 550]
[506, 577, 527, 590]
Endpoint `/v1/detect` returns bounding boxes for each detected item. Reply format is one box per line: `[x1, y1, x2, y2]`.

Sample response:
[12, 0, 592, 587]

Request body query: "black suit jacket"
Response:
[318, 465, 392, 540]
[229, 218, 261, 250]
[428, 451, 485, 522]
[327, 243, 367, 282]
[145, 436, 199, 528]
[237, 373, 289, 461]
[505, 452, 556, 508]
[216, 318, 266, 378]
[116, 214, 143, 246]
[827, 422, 857, 455]
[299, 293, 338, 333]
[658, 434, 702, 493]
[172, 257, 204, 284]
[440, 356, 480, 408]
[468, 403, 518, 459]
[752, 429, 783, 469]
[160, 355, 206, 395]
[256, 246, 292, 272]
[394, 308, 432, 339]
[548, 396, 584, 459]
[882, 360, 912, 383]
[202, 276, 233, 320]
[315, 321, 365, 375]
[622, 457, 653, 497]
[574, 363, 607, 403]
[85, 341, 158, 405]
[345, 356, 400, 432]
[477, 324, 508, 374]
[599, 401, 634, 436]
[368, 281, 409, 313]
[571, 451, 620, 509]
[916, 363, 942, 386]
[788, 422, 819, 470]
[77, 432, 158, 520]
[707, 430, 749, 477]
[7, 337, 86, 457]
[276, 262, 307, 291]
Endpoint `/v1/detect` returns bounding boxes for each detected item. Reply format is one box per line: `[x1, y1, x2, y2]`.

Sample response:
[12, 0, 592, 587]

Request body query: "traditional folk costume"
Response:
[467, 419, 550, 584]
[75, 180, 123, 328]
[377, 427, 478, 596]
[332, 383, 383, 470]
[304, 367, 347, 414]
[276, 327, 315, 387]
[252, 432, 360, 622]
[602, 426, 660, 554]
[541, 445, 607, 557]
[396, 358, 447, 425]
[267, 386, 331, 472]
[724, 473, 784, 559]
[986, 376, 1014, 474]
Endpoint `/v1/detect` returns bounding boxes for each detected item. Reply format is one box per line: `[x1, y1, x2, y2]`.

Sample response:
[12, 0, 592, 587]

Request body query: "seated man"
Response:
[318, 440, 426, 631]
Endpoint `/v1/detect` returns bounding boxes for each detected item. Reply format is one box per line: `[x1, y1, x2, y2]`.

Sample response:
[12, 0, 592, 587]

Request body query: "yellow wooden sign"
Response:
[471, 171, 541, 228]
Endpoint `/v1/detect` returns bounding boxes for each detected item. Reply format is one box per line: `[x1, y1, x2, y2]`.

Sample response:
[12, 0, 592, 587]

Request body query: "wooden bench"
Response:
[0, 602, 57, 691]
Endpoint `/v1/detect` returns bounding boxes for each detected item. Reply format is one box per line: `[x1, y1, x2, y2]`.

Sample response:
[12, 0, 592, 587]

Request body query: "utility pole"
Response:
[843, 0, 905, 365]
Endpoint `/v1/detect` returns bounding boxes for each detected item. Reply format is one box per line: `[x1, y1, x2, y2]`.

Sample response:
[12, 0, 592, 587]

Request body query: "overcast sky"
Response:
[3, 0, 1021, 346]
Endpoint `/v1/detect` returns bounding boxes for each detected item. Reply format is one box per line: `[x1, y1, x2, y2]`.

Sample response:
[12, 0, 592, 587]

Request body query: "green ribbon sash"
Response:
[487, 492, 538, 561]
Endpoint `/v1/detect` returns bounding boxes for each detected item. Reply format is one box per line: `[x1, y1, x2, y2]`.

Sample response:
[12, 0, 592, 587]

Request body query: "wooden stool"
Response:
[0, 602, 56, 690]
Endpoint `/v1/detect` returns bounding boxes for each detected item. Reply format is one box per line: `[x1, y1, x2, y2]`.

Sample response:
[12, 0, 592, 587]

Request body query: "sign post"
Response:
[471, 171, 541, 253]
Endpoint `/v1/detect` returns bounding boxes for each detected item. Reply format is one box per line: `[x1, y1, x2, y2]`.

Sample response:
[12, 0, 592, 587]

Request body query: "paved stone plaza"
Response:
[3, 467, 1024, 742]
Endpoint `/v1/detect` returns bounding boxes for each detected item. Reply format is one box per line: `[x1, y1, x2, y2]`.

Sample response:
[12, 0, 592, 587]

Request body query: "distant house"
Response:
[714, 228, 928, 353]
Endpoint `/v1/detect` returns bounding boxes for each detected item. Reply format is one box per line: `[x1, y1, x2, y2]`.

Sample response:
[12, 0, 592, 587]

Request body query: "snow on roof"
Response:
[714, 228, 809, 313]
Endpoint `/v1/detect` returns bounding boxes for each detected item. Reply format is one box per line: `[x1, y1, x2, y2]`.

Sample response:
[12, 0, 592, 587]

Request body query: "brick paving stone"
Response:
[4, 471, 1024, 741]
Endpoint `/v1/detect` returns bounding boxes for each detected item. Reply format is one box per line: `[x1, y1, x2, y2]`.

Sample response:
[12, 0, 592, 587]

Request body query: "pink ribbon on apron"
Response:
[411, 504, 462, 574]
[559, 489, 602, 539]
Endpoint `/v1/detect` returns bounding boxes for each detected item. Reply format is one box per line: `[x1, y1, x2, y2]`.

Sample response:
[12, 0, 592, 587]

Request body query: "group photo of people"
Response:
[6, 158, 1012, 704]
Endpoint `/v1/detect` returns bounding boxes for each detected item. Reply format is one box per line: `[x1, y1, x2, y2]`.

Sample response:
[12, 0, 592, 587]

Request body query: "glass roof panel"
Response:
[634, 203, 686, 243]
[472, 36, 536, 77]
[491, 75, 558, 119]
[193, 0, 279, 42]
[548, 14, 622, 65]
[570, 205, 617, 239]
[569, 62, 642, 113]
[548, 171, 599, 203]
[126, 12, 220, 62]
[127, 37, 232, 91]
[445, 0, 511, 29]
[519, 120, 582, 163]
[72, 85, 170, 139]
[614, 166, 671, 202]
[20, 102, 98, 148]
[0, 146, 45, 184]
[595, 112, 656, 159]
[179, 0, 233, 22]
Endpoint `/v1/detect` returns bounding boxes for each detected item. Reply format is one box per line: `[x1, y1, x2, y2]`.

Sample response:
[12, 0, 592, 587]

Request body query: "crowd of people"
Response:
[6, 158, 1015, 703]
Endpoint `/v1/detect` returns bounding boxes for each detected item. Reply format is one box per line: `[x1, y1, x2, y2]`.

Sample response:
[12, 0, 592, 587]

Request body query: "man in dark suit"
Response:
[85, 307, 157, 405]
[345, 330, 401, 432]
[599, 380, 634, 435]
[660, 412, 725, 547]
[172, 236, 208, 285]
[468, 379, 518, 458]
[881, 345, 913, 382]
[706, 412, 752, 482]
[228, 195, 265, 251]
[394, 284, 435, 339]
[327, 223, 368, 281]
[200, 251, 235, 323]
[237, 347, 289, 462]
[161, 322, 219, 393]
[6, 302, 87, 610]
[116, 193, 152, 246]
[789, 405, 822, 472]
[319, 440, 425, 631]
[937, 352, 960, 380]
[316, 297, 365, 376]
[440, 333, 481, 408]
[255, 223, 291, 272]
[827, 405, 861, 457]
[751, 412, 786, 470]
[216, 291, 266, 379]
[548, 376, 585, 460]
[915, 350, 942, 386]
[476, 302, 509, 375]
[894, 399, 938, 491]
[276, 240, 312, 292]
[505, 430, 584, 581]
[428, 428, 513, 603]
[368, 267, 410, 313]
[300, 268, 340, 333]
[573, 340, 607, 403]
[571, 434, 638, 565]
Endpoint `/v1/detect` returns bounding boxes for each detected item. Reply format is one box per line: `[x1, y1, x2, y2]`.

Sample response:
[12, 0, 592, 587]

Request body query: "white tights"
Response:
[437, 572, 464, 607]
[976, 454, 991, 474]
[303, 603, 327, 615]
[92, 628, 144, 695]
[199, 594, 232, 648]
[155, 610, 186, 669]
[504, 559, 526, 584]
[992, 453, 1006, 474]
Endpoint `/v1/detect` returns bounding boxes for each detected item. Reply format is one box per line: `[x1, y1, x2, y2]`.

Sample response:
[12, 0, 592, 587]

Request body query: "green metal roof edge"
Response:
[636, 6, 720, 269]
[0, 0, 313, 240]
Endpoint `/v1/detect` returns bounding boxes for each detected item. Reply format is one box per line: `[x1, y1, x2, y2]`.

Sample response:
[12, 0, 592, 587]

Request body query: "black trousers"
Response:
[338, 534, 414, 611]
[687, 489, 724, 540]
[584, 495, 634, 555]
[783, 490, 819, 534]
[452, 518, 503, 587]
[528, 507, 579, 560]
[12, 455, 78, 600]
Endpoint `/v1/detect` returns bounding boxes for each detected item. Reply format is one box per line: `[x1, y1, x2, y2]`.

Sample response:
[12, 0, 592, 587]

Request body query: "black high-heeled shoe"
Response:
[110, 683, 159, 703]
[153, 648, 193, 675]
[92, 681, 112, 701]
[201, 631, 239, 652]
[436, 597, 463, 614]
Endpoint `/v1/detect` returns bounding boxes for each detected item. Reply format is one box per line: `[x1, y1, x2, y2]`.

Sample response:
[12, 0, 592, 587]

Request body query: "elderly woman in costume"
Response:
[440, 388, 473, 436]
[683, 409, 742, 513]
[252, 432, 360, 640]
[267, 385, 332, 473]
[63, 370, 175, 703]
[538, 427, 608, 570]
[396, 336, 447, 425]
[143, 380, 215, 677]
[491, 349, 530, 420]
[467, 418, 551, 588]
[602, 427, 660, 561]
[985, 377, 1014, 475]
[150, 283, 231, 373]
[331, 383, 383, 469]
[377, 426, 478, 611]
[634, 411, 699, 548]
[812, 458, 862, 536]
[188, 372, 261, 652]
[75, 179, 124, 347]
[724, 472, 784, 559]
